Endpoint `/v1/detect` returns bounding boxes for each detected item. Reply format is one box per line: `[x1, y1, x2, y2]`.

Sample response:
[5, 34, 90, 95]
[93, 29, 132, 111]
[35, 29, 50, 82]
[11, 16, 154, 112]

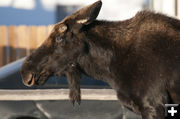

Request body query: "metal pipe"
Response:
[0, 57, 25, 80]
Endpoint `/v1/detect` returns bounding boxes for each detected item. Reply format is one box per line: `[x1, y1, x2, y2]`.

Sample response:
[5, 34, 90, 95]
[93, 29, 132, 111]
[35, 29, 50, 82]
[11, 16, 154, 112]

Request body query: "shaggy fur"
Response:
[21, 1, 180, 119]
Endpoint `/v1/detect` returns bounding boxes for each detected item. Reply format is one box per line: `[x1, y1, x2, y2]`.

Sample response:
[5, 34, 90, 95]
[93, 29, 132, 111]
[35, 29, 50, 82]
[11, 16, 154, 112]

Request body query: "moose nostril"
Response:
[23, 73, 35, 87]
[27, 78, 33, 85]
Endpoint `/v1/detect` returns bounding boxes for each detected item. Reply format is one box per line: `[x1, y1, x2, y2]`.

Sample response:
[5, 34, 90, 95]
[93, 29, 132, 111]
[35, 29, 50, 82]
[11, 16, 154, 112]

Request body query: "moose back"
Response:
[21, 1, 180, 119]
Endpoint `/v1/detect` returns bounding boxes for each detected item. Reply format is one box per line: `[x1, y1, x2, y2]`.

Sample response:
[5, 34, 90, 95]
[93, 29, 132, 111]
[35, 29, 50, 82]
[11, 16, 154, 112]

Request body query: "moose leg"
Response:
[117, 92, 165, 119]
[66, 68, 81, 105]
[140, 105, 164, 119]
[138, 94, 166, 119]
[117, 92, 141, 114]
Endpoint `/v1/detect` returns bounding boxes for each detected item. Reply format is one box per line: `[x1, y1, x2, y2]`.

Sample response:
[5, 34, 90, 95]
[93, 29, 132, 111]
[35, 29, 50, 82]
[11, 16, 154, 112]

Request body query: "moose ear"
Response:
[75, 0, 102, 25]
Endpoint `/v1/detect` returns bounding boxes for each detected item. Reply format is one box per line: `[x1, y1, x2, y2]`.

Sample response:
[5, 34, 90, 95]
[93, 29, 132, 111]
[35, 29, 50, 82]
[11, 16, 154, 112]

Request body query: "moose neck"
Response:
[83, 20, 134, 47]
[78, 20, 134, 89]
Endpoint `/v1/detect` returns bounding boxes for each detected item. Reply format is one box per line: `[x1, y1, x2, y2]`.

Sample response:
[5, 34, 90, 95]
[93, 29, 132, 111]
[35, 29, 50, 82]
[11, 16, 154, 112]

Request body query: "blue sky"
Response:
[0, 0, 147, 25]
[0, 0, 55, 25]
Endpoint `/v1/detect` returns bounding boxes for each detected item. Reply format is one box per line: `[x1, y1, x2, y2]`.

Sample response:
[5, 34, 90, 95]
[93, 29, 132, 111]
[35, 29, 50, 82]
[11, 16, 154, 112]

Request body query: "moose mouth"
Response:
[24, 72, 51, 87]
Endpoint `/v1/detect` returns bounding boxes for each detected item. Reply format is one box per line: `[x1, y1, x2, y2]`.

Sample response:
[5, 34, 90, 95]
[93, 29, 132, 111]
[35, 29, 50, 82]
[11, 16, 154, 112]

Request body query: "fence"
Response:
[0, 25, 54, 67]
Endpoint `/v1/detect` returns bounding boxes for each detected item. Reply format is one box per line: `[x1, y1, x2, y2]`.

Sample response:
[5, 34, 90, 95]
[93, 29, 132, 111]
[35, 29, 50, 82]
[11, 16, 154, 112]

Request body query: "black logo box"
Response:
[165, 104, 180, 119]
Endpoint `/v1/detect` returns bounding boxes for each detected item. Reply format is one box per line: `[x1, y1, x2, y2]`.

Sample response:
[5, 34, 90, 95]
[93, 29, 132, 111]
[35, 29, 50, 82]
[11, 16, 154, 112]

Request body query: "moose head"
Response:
[21, 1, 102, 87]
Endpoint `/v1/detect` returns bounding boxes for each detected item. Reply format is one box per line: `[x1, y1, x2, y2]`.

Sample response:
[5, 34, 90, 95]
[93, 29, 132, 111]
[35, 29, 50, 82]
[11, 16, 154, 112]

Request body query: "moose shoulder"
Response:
[21, 1, 180, 119]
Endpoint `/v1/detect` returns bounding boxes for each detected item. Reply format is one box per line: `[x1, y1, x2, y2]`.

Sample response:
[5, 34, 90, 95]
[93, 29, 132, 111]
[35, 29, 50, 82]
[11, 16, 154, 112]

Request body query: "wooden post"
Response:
[47, 25, 54, 36]
[0, 26, 8, 67]
[9, 26, 17, 63]
[29, 26, 38, 53]
[16, 25, 28, 59]
[1, 25, 55, 66]
[37, 26, 47, 47]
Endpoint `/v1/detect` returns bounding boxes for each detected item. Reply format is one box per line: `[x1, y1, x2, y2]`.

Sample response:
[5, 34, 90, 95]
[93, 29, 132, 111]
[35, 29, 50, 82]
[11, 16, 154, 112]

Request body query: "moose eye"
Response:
[56, 36, 63, 43]
[56, 36, 66, 46]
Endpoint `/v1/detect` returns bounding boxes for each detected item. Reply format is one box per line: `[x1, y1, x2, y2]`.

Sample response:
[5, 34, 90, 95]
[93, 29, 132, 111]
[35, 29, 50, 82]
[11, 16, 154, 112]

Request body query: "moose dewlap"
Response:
[21, 1, 180, 119]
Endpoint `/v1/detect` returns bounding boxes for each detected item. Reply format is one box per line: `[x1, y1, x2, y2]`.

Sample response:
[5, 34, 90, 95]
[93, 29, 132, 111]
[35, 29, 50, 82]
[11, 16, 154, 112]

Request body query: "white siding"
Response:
[152, 0, 176, 16]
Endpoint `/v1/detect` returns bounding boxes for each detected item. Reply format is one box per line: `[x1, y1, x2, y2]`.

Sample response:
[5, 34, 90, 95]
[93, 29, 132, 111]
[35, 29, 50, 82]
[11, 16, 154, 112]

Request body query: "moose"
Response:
[21, 1, 180, 119]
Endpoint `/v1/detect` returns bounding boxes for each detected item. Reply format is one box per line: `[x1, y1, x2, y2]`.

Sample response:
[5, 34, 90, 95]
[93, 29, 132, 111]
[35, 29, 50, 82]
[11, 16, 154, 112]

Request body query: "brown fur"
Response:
[21, 1, 180, 119]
